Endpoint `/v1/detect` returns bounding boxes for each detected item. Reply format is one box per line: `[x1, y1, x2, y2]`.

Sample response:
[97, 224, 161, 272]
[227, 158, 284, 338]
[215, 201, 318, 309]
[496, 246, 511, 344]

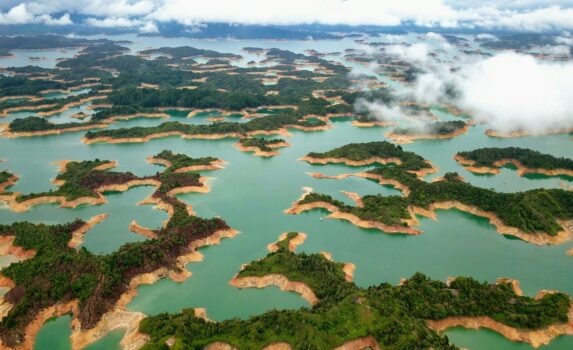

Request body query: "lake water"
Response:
[0, 33, 572, 350]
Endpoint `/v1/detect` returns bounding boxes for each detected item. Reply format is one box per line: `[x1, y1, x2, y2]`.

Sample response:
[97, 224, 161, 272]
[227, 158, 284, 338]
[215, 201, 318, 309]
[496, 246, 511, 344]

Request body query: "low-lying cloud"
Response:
[379, 42, 573, 133]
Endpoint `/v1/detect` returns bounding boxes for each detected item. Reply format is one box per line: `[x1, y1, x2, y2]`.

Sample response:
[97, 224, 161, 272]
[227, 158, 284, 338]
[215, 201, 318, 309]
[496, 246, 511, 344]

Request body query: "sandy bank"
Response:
[285, 200, 421, 235]
[1, 178, 160, 213]
[230, 274, 318, 305]
[409, 201, 572, 245]
[427, 303, 573, 348]
[334, 336, 380, 350]
[267, 232, 307, 253]
[103, 113, 169, 123]
[205, 342, 238, 350]
[342, 263, 356, 282]
[67, 214, 108, 248]
[341, 191, 364, 207]
[568, 247, 573, 256]
[351, 120, 395, 128]
[234, 141, 290, 158]
[128, 220, 158, 239]
[0, 174, 18, 192]
[146, 156, 225, 172]
[40, 82, 100, 95]
[82, 127, 296, 144]
[300, 155, 403, 167]
[7, 228, 239, 350]
[0, 236, 36, 261]
[307, 172, 411, 196]
[454, 155, 573, 178]
[83, 131, 244, 144]
[301, 155, 437, 177]
[385, 124, 470, 144]
[485, 128, 573, 138]
[0, 103, 58, 117]
[320, 252, 355, 282]
[2, 123, 108, 138]
[0, 95, 43, 104]
[37, 95, 107, 117]
[166, 176, 211, 196]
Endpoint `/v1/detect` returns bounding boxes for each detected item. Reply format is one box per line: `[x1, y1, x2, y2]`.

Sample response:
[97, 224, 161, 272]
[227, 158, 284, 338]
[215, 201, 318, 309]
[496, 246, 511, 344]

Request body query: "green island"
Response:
[139, 233, 570, 349]
[391, 121, 467, 136]
[386, 121, 469, 142]
[237, 137, 288, 156]
[0, 41, 384, 142]
[5, 150, 219, 208]
[83, 110, 329, 142]
[0, 170, 14, 185]
[304, 141, 434, 174]
[0, 151, 231, 347]
[456, 147, 573, 177]
[297, 142, 573, 241]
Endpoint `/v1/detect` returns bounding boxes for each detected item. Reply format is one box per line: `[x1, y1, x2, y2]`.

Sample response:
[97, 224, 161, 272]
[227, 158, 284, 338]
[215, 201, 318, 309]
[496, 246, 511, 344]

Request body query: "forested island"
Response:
[386, 120, 469, 143]
[236, 137, 289, 157]
[455, 147, 573, 177]
[0, 150, 220, 212]
[139, 234, 572, 349]
[0, 151, 236, 348]
[0, 40, 391, 144]
[302, 141, 436, 177]
[293, 143, 573, 244]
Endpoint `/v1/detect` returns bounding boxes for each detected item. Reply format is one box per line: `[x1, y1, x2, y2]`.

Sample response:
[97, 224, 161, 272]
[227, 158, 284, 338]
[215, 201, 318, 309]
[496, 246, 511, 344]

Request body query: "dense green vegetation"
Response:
[0, 171, 14, 185]
[153, 150, 217, 170]
[0, 152, 229, 347]
[0, 35, 120, 52]
[301, 142, 573, 236]
[239, 137, 286, 152]
[0, 76, 67, 98]
[90, 105, 163, 122]
[306, 141, 432, 172]
[457, 147, 573, 170]
[140, 46, 241, 61]
[139, 241, 570, 349]
[85, 111, 327, 140]
[8, 116, 90, 133]
[15, 159, 138, 202]
[392, 120, 467, 136]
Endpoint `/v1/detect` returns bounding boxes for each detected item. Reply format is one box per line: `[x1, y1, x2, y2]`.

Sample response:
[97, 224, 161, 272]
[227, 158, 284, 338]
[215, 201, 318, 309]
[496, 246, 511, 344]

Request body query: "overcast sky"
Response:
[2, 0, 573, 33]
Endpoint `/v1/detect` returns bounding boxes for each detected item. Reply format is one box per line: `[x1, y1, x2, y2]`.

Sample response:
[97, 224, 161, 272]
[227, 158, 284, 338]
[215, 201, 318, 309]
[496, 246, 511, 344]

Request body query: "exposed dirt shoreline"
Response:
[427, 300, 573, 348]
[2, 123, 109, 138]
[229, 274, 319, 305]
[300, 156, 436, 178]
[0, 228, 239, 350]
[385, 123, 471, 144]
[266, 232, 307, 253]
[485, 128, 573, 138]
[286, 191, 571, 245]
[454, 155, 573, 178]
[234, 141, 290, 157]
[81, 123, 331, 144]
[67, 214, 108, 248]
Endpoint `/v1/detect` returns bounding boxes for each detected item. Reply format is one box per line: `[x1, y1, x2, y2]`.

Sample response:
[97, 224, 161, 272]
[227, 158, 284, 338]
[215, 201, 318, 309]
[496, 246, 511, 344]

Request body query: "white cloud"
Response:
[454, 53, 573, 132]
[148, 0, 455, 26]
[0, 4, 33, 24]
[383, 43, 573, 133]
[2, 1, 573, 32]
[0, 3, 72, 25]
[39, 13, 72, 25]
[85, 16, 158, 33]
[85, 17, 142, 28]
[386, 44, 432, 65]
